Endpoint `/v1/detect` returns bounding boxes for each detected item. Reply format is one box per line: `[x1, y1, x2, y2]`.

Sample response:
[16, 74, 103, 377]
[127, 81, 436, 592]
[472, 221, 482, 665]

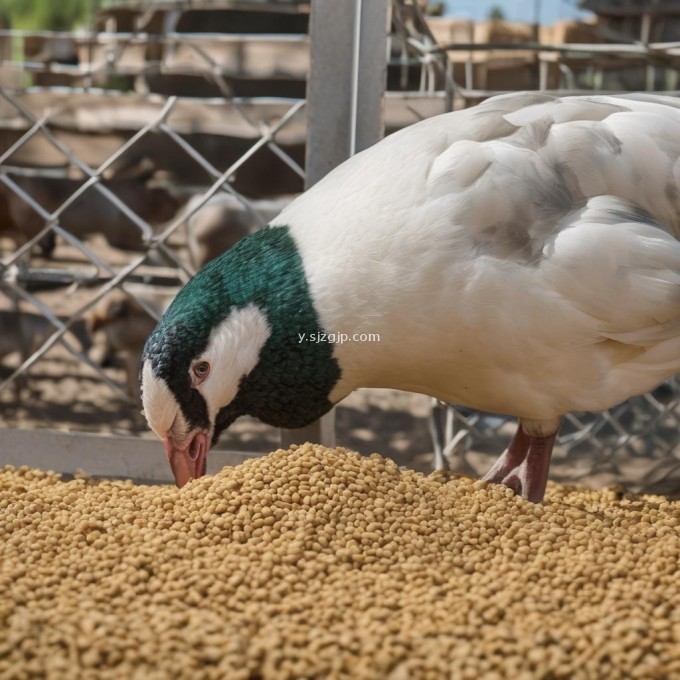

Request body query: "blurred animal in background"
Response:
[0, 309, 92, 400]
[0, 184, 54, 256]
[0, 172, 179, 257]
[182, 193, 296, 267]
[87, 289, 175, 404]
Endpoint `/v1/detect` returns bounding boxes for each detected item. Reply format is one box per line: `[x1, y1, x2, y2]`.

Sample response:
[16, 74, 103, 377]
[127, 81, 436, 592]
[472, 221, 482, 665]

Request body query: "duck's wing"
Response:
[279, 92, 680, 262]
[424, 96, 680, 397]
[547, 196, 679, 342]
[432, 192, 680, 417]
[423, 93, 680, 267]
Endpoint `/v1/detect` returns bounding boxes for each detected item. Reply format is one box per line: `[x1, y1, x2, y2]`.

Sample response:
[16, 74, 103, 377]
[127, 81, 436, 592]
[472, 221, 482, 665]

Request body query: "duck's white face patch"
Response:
[192, 304, 271, 423]
[141, 360, 179, 440]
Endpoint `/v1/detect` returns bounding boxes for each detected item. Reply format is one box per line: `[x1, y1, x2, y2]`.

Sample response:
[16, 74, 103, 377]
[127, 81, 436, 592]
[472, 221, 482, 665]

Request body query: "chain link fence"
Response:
[0, 0, 678, 493]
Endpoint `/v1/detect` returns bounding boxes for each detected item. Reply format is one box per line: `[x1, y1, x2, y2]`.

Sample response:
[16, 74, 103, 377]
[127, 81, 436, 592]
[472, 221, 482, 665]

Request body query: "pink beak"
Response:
[163, 432, 209, 488]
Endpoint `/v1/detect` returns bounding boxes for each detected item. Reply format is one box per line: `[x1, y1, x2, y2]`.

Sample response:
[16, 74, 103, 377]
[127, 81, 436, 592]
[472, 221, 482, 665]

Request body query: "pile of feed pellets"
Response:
[1, 443, 679, 679]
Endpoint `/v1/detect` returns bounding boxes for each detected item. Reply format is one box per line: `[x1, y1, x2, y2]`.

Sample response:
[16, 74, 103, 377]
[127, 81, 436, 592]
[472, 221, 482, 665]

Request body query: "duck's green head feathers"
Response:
[141, 226, 341, 485]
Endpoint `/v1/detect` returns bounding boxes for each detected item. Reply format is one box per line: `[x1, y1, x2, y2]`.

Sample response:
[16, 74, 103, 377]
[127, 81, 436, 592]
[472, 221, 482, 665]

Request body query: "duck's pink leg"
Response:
[482, 425, 530, 485]
[483, 419, 561, 503]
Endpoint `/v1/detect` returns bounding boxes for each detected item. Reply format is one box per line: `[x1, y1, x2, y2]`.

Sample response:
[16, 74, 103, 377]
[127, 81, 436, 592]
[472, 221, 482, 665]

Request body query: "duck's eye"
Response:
[192, 361, 210, 383]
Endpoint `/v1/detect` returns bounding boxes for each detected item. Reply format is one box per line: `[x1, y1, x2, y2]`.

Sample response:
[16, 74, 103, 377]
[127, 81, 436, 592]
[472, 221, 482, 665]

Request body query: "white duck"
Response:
[141, 92, 680, 501]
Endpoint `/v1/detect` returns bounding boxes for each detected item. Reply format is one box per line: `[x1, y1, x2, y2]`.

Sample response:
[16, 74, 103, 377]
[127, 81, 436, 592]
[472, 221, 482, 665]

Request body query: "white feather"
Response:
[195, 304, 271, 423]
[141, 361, 179, 440]
[272, 92, 680, 421]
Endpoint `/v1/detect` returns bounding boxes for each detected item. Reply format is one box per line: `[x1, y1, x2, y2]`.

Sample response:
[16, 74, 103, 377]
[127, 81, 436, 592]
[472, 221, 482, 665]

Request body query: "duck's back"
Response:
[280, 92, 680, 245]
[272, 93, 680, 418]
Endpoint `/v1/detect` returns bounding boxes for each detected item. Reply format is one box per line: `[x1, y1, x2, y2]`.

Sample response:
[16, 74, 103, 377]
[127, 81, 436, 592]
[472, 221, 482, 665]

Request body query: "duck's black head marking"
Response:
[142, 225, 342, 442]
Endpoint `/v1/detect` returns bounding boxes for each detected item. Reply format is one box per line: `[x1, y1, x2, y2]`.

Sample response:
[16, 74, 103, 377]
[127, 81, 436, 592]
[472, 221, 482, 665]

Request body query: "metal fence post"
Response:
[280, 0, 390, 449]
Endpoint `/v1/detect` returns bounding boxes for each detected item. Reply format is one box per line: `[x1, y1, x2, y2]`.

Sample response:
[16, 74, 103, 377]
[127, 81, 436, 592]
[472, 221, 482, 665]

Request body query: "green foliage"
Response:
[426, 3, 445, 16]
[0, 0, 92, 31]
[488, 5, 506, 21]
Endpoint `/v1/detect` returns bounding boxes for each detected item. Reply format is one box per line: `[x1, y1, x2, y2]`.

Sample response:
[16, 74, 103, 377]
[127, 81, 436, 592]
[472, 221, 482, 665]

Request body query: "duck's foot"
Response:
[482, 419, 561, 503]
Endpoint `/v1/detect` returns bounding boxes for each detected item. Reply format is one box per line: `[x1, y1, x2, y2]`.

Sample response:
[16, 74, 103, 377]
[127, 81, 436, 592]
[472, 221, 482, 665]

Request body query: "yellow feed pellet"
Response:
[1, 443, 679, 679]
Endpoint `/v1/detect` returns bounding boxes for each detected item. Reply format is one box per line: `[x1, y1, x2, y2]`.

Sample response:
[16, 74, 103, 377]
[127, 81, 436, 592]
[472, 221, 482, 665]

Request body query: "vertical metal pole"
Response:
[280, 0, 389, 449]
[465, 20, 474, 94]
[539, 58, 548, 91]
[304, 0, 389, 178]
[641, 11, 654, 91]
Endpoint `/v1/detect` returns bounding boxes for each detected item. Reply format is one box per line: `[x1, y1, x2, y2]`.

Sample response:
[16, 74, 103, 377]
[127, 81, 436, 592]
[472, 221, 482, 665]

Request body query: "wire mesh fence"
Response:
[0, 0, 678, 493]
[0, 88, 307, 400]
[430, 376, 680, 496]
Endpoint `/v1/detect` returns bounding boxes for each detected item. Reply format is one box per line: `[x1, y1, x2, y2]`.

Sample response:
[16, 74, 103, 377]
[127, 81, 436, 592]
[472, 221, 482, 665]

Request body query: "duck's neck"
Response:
[213, 226, 342, 432]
